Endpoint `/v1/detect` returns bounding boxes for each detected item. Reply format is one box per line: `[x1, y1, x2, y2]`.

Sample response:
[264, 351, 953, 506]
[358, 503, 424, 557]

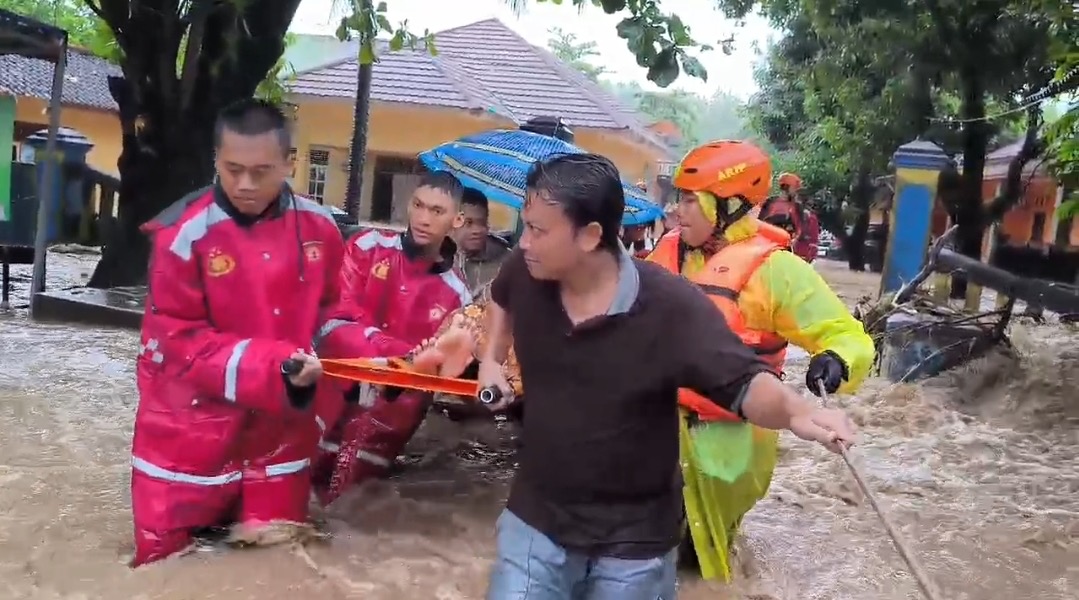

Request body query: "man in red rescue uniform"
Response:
[312, 171, 472, 503]
[759, 172, 820, 262]
[131, 99, 345, 566]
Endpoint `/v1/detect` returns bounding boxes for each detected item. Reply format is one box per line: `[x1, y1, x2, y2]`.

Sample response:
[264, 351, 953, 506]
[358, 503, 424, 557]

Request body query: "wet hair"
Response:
[214, 98, 292, 157]
[526, 153, 624, 255]
[462, 187, 489, 218]
[418, 170, 464, 206]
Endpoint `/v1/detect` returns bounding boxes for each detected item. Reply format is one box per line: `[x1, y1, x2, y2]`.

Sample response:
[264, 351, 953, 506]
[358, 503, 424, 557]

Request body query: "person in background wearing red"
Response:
[799, 205, 821, 263]
[131, 99, 344, 566]
[759, 172, 820, 262]
[312, 170, 472, 504]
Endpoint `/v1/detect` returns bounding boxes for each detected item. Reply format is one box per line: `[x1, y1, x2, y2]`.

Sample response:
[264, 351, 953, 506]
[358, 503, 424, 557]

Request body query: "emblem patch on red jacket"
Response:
[206, 248, 235, 277]
[429, 305, 446, 323]
[371, 259, 390, 280]
[303, 241, 323, 262]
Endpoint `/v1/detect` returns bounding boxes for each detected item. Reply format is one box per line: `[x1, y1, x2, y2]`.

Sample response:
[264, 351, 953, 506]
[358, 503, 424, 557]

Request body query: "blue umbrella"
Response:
[418, 129, 665, 226]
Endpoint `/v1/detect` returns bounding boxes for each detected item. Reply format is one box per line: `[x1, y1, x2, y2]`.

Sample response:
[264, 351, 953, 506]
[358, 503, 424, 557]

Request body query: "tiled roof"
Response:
[287, 20, 672, 157]
[289, 39, 505, 113]
[0, 48, 119, 111]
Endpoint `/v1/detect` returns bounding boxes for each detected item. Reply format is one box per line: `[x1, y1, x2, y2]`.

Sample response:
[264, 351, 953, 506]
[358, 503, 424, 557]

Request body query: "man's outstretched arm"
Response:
[670, 277, 856, 448]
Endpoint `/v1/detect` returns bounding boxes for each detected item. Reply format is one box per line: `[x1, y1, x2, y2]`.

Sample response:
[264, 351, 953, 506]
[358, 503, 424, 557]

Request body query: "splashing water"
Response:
[0, 255, 1075, 599]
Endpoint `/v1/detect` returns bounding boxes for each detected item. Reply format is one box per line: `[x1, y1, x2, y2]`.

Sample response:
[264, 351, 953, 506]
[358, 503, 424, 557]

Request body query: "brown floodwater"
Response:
[0, 253, 1075, 599]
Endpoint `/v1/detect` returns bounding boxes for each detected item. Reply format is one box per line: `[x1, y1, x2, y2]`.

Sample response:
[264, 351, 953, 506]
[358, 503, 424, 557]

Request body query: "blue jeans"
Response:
[486, 509, 678, 600]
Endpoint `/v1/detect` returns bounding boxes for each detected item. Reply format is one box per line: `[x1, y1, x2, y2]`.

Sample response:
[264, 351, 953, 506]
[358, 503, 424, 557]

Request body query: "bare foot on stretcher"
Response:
[411, 316, 476, 377]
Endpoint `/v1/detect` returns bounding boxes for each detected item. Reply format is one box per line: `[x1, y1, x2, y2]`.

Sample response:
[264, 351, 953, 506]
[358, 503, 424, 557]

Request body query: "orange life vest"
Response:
[648, 223, 791, 422]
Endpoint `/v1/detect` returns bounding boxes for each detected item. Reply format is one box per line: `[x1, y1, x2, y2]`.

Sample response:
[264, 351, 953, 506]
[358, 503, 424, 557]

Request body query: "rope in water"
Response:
[816, 380, 946, 600]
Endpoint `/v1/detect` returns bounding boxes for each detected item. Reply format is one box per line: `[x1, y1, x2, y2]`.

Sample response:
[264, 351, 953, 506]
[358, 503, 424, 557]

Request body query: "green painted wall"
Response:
[0, 94, 13, 221]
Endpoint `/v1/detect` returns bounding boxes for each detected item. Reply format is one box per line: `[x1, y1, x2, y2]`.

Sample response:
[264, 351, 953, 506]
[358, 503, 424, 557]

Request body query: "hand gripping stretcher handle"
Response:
[477, 386, 504, 405]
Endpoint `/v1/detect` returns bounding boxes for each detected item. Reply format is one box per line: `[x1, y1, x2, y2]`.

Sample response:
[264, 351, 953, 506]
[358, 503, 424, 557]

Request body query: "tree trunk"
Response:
[85, 0, 303, 288]
[845, 171, 873, 271]
[950, 65, 991, 299]
[344, 60, 373, 219]
[87, 110, 215, 288]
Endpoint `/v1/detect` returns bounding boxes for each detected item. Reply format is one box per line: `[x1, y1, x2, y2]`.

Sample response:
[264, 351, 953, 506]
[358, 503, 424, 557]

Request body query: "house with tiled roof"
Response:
[285, 18, 674, 226]
[0, 46, 121, 174]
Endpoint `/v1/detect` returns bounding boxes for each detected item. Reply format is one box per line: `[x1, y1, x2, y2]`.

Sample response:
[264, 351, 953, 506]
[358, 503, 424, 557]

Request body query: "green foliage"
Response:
[339, 0, 713, 86]
[547, 27, 608, 81]
[610, 82, 749, 153]
[333, 0, 435, 62]
[4, 0, 298, 104]
[545, 27, 748, 155]
[1041, 0, 1079, 205]
[730, 0, 1062, 244]
[531, 0, 718, 87]
[0, 0, 118, 60]
[255, 33, 297, 107]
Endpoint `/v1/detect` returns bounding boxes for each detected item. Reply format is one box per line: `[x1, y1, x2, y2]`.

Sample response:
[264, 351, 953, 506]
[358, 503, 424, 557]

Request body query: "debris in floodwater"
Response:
[226, 520, 333, 547]
[190, 520, 332, 552]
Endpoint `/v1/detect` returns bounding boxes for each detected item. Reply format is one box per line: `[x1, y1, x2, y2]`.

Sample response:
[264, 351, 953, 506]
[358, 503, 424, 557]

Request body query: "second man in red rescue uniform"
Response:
[313, 171, 472, 503]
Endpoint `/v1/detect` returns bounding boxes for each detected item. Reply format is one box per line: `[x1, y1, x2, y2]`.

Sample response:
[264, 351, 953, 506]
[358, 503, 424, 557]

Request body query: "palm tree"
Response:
[330, 0, 563, 220]
[333, 0, 374, 220]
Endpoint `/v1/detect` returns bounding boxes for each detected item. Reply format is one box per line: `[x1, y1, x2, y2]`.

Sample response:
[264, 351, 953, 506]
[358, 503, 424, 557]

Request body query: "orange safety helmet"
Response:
[672, 140, 772, 205]
[778, 172, 803, 193]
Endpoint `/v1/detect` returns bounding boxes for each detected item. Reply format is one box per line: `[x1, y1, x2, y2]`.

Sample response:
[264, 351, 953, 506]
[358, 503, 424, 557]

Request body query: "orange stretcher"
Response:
[320, 357, 491, 400]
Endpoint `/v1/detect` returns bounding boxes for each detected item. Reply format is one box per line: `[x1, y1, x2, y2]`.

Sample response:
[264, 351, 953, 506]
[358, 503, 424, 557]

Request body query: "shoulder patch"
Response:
[290, 193, 338, 229]
[353, 229, 403, 252]
[144, 185, 213, 231]
[440, 268, 473, 308]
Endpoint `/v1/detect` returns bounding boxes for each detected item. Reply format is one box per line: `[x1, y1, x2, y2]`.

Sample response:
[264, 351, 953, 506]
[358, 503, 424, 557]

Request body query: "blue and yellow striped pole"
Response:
[879, 140, 950, 297]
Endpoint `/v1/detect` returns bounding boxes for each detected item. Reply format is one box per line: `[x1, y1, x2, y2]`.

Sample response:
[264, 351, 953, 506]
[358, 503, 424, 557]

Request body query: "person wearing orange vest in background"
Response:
[648, 140, 875, 581]
[758, 172, 821, 262]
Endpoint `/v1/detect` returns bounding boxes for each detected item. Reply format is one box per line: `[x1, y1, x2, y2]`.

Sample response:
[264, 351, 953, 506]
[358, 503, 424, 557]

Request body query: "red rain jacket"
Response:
[131, 186, 344, 565]
[758, 197, 820, 263]
[317, 229, 473, 355]
[311, 229, 472, 501]
[794, 210, 820, 263]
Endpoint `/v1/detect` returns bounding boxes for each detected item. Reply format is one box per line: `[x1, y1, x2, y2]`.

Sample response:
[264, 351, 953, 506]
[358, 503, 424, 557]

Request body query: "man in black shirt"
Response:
[478, 154, 857, 599]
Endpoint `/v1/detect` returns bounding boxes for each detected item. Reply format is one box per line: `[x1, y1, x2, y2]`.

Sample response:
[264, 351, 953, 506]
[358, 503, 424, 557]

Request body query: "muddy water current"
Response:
[0, 253, 1076, 599]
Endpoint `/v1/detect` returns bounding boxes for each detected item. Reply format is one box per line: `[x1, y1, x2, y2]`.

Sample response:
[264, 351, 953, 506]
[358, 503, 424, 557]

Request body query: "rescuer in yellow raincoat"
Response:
[648, 140, 874, 581]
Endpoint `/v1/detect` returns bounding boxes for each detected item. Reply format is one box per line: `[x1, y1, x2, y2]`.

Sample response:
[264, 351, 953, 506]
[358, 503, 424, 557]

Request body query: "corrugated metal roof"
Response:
[288, 19, 672, 157]
[0, 48, 119, 111]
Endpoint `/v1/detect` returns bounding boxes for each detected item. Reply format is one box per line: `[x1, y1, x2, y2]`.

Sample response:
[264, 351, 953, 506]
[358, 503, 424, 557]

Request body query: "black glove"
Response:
[806, 350, 848, 396]
[281, 358, 316, 410]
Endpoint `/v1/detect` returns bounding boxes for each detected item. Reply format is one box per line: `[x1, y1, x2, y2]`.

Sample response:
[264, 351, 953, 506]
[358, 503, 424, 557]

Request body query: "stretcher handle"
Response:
[281, 358, 305, 377]
[477, 386, 503, 405]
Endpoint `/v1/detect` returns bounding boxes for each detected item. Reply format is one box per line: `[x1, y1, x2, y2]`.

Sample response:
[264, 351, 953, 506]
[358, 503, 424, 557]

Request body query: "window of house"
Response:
[370, 155, 420, 222]
[306, 148, 331, 204]
[286, 148, 297, 182]
[1030, 212, 1047, 244]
